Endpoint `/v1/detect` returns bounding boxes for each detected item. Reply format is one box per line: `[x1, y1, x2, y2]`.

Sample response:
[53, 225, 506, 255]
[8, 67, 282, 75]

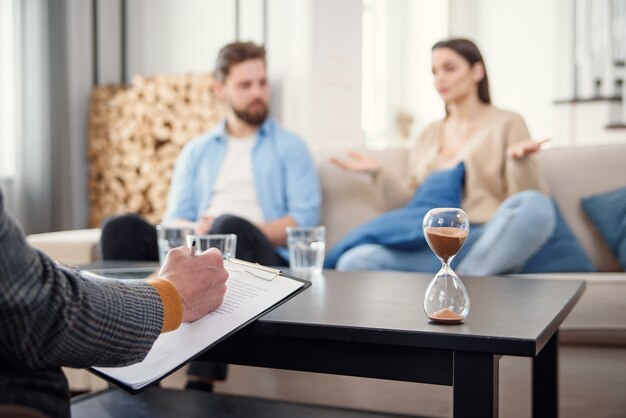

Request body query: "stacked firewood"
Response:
[88, 74, 224, 227]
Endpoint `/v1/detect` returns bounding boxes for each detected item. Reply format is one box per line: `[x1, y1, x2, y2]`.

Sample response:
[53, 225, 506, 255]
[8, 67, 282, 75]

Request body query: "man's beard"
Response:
[232, 100, 269, 127]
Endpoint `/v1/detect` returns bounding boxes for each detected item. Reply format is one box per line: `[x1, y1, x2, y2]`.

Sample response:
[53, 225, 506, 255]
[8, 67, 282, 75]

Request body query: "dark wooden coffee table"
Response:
[202, 270, 585, 418]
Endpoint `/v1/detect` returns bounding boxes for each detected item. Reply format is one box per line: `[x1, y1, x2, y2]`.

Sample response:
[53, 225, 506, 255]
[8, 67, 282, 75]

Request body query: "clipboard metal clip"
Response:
[224, 258, 281, 281]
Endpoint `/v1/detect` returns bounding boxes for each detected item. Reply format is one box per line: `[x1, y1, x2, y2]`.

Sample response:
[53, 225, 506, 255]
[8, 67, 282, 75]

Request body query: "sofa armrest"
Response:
[26, 228, 102, 266]
[509, 273, 626, 346]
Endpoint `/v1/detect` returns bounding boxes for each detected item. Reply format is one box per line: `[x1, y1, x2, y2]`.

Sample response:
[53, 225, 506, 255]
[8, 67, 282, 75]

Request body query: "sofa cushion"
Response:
[581, 187, 626, 271]
[538, 145, 626, 271]
[324, 163, 464, 268]
[521, 201, 595, 273]
[316, 148, 408, 249]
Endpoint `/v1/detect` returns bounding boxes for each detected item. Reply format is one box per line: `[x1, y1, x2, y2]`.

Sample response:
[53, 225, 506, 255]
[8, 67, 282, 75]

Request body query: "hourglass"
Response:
[422, 208, 470, 324]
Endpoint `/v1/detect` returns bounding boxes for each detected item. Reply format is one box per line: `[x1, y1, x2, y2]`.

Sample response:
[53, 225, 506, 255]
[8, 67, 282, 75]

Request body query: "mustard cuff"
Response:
[147, 278, 183, 333]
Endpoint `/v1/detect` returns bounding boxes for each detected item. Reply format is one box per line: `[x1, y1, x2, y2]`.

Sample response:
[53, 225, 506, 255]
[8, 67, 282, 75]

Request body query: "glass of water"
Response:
[186, 234, 237, 259]
[286, 226, 326, 277]
[156, 224, 195, 265]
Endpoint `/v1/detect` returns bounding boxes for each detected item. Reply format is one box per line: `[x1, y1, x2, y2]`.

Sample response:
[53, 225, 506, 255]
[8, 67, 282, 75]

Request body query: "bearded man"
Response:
[101, 41, 321, 267]
[162, 41, 320, 266]
[100, 41, 321, 392]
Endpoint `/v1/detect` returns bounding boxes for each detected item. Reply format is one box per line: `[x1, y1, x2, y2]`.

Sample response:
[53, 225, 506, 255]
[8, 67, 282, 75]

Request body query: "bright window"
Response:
[0, 0, 17, 178]
[362, 0, 419, 149]
[361, 0, 448, 149]
[361, 0, 389, 149]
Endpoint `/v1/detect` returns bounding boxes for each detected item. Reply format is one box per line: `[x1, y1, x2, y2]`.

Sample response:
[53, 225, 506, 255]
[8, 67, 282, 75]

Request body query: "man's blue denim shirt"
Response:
[163, 118, 321, 259]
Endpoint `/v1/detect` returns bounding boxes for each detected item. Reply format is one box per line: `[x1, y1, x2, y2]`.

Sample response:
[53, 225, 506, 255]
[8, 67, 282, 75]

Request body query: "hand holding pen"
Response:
[158, 244, 228, 323]
[187, 240, 280, 281]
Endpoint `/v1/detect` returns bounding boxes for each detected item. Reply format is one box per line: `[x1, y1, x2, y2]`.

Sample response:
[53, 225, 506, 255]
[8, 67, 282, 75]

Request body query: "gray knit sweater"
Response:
[0, 189, 163, 370]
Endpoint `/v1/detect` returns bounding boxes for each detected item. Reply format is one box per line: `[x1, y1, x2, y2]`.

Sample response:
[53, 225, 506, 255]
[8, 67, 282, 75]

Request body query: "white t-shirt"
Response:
[204, 134, 265, 224]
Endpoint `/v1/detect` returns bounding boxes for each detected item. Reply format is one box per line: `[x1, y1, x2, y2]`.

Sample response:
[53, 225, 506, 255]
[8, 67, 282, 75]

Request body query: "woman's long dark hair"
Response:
[432, 38, 491, 104]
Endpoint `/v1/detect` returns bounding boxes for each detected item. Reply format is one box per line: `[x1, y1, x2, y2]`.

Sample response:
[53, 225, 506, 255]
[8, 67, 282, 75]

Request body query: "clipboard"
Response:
[84, 262, 311, 394]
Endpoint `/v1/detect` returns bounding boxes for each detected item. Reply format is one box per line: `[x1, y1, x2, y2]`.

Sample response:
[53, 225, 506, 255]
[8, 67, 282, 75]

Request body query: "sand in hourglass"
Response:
[425, 227, 467, 262]
[425, 226, 468, 323]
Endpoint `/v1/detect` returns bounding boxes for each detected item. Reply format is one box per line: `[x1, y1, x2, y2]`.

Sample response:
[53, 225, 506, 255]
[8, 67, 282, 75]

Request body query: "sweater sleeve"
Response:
[147, 278, 183, 333]
[503, 113, 548, 195]
[0, 189, 164, 370]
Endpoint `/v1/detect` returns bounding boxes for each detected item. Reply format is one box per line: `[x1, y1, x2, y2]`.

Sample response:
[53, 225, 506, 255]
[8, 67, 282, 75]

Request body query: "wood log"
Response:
[88, 74, 224, 227]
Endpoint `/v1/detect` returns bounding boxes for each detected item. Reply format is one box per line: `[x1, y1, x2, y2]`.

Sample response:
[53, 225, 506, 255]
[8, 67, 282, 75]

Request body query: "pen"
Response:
[190, 240, 196, 256]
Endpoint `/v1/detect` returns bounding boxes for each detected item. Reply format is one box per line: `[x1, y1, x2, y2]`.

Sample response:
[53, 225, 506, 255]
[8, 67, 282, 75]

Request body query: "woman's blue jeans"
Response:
[335, 190, 556, 275]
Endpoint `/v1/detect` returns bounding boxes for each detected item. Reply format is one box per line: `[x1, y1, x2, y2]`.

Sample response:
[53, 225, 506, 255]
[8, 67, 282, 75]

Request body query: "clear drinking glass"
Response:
[156, 225, 195, 264]
[422, 208, 470, 324]
[286, 226, 326, 276]
[185, 234, 237, 259]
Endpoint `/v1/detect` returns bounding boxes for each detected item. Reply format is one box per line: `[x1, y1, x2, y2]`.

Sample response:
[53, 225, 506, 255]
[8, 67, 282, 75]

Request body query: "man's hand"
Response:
[194, 215, 214, 235]
[158, 247, 228, 323]
[330, 151, 381, 175]
[257, 216, 297, 246]
[507, 138, 550, 159]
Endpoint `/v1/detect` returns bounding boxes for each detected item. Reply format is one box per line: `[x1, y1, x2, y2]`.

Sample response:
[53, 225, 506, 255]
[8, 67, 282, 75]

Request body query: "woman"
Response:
[330, 38, 555, 275]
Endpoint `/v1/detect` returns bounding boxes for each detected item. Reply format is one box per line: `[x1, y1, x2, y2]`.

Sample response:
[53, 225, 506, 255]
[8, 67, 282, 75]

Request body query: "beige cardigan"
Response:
[374, 107, 548, 224]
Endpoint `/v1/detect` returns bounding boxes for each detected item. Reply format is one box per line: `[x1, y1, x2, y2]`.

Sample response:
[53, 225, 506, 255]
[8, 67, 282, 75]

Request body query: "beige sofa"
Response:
[27, 144, 626, 417]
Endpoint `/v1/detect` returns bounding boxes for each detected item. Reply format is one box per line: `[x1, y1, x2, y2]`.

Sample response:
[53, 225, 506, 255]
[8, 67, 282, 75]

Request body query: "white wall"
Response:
[448, 0, 625, 146]
[405, 0, 449, 136]
[265, 0, 313, 146]
[449, 0, 562, 141]
[98, 0, 362, 151]
[239, 0, 265, 44]
[126, 0, 236, 79]
[307, 0, 362, 150]
[95, 0, 625, 150]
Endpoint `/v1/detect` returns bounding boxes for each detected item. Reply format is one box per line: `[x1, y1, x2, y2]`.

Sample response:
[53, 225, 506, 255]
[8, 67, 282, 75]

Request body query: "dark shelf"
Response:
[606, 123, 626, 129]
[554, 96, 622, 104]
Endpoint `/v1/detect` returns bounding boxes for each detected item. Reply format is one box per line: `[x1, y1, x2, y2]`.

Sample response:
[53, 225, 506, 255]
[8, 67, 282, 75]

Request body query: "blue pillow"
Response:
[324, 162, 465, 268]
[581, 187, 626, 271]
[521, 201, 595, 273]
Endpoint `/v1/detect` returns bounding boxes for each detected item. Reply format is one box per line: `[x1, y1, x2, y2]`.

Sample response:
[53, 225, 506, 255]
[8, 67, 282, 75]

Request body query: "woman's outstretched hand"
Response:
[330, 151, 381, 175]
[507, 138, 550, 159]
